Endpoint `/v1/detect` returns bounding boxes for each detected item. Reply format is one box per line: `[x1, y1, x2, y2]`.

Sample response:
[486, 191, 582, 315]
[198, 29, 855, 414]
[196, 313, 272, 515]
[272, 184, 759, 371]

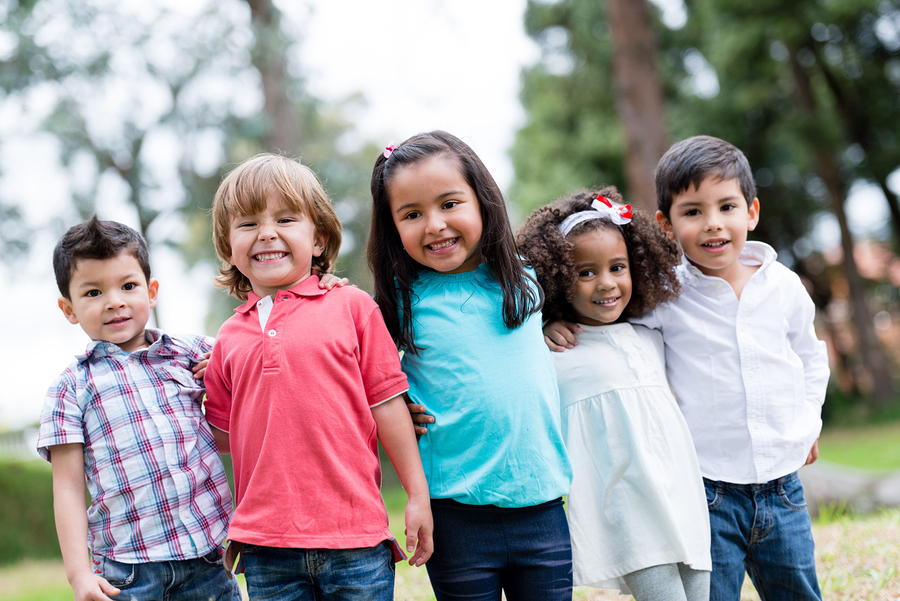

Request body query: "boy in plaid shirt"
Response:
[37, 217, 240, 601]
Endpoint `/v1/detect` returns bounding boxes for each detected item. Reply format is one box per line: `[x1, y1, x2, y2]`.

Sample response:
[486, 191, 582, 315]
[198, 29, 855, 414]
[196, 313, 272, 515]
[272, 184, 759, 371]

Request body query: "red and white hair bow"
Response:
[558, 194, 633, 236]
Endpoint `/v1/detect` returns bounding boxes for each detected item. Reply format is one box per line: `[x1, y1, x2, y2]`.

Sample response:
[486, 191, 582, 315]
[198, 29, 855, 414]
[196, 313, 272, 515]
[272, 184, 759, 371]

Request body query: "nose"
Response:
[596, 271, 616, 292]
[258, 221, 278, 240]
[424, 210, 446, 235]
[703, 213, 723, 232]
[105, 290, 126, 309]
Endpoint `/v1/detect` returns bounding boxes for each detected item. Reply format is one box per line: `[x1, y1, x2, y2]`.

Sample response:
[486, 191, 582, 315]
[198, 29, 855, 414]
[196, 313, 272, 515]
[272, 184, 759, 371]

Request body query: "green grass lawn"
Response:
[818, 420, 900, 470]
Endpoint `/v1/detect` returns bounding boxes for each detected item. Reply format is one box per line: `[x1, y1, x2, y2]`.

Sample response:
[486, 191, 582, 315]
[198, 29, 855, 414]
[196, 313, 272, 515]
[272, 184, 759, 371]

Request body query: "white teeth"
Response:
[704, 241, 727, 248]
[594, 298, 617, 306]
[255, 252, 286, 261]
[428, 238, 457, 250]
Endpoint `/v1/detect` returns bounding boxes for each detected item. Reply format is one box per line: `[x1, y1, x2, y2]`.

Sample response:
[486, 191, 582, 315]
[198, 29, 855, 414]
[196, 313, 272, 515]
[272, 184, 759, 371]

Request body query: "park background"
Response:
[1, 0, 899, 598]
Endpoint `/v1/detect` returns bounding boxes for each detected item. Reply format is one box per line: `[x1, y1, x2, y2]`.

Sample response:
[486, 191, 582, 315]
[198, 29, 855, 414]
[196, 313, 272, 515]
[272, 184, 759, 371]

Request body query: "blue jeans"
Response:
[426, 497, 573, 601]
[239, 542, 395, 601]
[705, 472, 822, 601]
[95, 547, 241, 601]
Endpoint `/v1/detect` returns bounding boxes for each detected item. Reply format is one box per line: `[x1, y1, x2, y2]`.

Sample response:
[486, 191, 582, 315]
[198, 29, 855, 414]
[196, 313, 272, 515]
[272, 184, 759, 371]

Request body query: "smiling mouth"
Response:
[593, 297, 619, 306]
[254, 252, 286, 262]
[105, 317, 130, 325]
[702, 240, 729, 249]
[427, 238, 458, 251]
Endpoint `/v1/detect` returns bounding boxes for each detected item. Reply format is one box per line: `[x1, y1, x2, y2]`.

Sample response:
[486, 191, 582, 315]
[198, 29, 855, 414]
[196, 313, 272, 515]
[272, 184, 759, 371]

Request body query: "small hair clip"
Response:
[558, 193, 633, 236]
[383, 142, 397, 159]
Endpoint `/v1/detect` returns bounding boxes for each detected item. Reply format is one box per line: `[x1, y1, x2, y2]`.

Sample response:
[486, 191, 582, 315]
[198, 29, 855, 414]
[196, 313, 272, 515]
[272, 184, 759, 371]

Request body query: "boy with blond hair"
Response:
[546, 136, 829, 600]
[204, 154, 432, 601]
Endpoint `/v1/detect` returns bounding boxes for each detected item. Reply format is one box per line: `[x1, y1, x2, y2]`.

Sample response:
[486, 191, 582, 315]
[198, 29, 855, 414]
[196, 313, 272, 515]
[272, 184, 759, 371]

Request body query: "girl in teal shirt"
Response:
[367, 131, 572, 601]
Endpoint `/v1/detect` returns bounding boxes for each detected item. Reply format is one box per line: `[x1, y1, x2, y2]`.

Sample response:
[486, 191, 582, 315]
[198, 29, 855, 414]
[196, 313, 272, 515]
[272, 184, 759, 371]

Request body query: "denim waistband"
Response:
[702, 471, 798, 492]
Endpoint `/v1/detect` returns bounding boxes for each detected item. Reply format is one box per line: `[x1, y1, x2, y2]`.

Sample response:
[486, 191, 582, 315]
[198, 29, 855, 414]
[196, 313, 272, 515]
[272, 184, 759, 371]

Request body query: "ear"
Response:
[747, 197, 760, 231]
[147, 278, 159, 309]
[58, 297, 79, 325]
[656, 210, 676, 242]
[313, 231, 328, 258]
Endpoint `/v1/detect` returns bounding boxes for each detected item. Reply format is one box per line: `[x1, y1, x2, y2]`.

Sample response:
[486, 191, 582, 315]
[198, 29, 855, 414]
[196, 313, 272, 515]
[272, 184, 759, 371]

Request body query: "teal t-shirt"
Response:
[401, 264, 572, 507]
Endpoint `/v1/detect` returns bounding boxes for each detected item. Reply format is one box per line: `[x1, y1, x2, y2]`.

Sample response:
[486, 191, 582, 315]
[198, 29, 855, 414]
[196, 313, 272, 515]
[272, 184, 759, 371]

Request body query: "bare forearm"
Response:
[372, 396, 429, 498]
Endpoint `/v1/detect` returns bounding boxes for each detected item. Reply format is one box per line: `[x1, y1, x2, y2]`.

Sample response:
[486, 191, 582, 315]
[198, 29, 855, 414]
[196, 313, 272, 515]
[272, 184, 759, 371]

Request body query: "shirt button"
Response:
[692, 278, 698, 285]
[740, 325, 746, 332]
[716, 282, 722, 288]
[748, 371, 755, 378]
[267, 329, 277, 337]
[754, 423, 761, 430]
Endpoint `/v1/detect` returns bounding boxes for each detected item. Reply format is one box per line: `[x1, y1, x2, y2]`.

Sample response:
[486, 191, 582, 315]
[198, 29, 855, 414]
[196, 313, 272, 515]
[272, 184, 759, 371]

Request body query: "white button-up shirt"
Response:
[635, 242, 830, 484]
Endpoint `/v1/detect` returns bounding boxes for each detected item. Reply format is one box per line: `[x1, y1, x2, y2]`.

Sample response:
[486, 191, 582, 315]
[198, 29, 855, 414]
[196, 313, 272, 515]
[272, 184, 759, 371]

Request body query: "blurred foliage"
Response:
[0, 0, 379, 332]
[0, 461, 58, 566]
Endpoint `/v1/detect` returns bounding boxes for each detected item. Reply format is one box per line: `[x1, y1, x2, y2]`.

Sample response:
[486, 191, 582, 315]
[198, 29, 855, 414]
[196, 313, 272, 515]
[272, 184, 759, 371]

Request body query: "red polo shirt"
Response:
[204, 276, 409, 550]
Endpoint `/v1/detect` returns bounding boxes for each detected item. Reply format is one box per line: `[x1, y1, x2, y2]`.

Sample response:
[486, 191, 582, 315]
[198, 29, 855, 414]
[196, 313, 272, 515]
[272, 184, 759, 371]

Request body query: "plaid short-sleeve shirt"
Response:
[37, 329, 233, 563]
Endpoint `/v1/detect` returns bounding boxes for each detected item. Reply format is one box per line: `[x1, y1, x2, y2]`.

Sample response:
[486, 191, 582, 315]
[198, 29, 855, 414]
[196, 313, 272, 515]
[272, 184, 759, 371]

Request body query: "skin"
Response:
[387, 155, 483, 274]
[569, 228, 633, 326]
[58, 253, 158, 354]
[228, 194, 327, 299]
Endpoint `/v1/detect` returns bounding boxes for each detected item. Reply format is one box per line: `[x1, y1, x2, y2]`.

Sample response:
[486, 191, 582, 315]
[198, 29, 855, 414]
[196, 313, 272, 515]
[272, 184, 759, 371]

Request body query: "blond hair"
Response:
[212, 154, 342, 300]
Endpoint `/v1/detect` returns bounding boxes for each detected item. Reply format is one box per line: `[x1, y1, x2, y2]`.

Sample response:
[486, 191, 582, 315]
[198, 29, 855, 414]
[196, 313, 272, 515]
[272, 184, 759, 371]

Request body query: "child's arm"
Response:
[404, 394, 434, 436]
[542, 320, 583, 352]
[50, 443, 121, 601]
[210, 424, 231, 454]
[371, 395, 433, 566]
[319, 273, 350, 289]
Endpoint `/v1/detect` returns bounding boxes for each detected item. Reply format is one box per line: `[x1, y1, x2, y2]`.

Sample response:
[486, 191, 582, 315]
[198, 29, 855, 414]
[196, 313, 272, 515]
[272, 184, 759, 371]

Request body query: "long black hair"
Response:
[368, 130, 542, 353]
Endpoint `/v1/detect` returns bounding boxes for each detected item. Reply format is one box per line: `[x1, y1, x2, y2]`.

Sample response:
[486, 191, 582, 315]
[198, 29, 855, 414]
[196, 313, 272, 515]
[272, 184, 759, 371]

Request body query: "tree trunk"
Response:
[244, 0, 300, 153]
[606, 0, 668, 214]
[790, 49, 896, 408]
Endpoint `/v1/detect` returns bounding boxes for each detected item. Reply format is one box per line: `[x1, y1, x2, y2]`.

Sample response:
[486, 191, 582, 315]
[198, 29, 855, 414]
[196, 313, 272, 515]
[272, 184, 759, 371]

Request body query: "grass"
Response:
[818, 420, 900, 470]
[5, 505, 898, 601]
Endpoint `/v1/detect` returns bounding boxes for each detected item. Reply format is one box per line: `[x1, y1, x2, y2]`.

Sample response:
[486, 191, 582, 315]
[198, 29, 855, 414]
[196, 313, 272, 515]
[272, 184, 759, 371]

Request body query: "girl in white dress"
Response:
[517, 187, 711, 601]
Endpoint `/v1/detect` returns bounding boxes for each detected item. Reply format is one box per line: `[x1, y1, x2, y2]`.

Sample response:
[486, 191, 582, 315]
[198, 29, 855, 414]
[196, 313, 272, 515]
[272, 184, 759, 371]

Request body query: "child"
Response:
[368, 131, 573, 601]
[37, 217, 241, 601]
[546, 136, 830, 601]
[203, 153, 433, 601]
[517, 188, 711, 601]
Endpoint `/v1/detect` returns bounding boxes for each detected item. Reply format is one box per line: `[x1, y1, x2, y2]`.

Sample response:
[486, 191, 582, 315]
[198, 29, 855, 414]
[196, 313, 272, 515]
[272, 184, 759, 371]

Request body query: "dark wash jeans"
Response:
[705, 471, 822, 601]
[239, 542, 395, 601]
[426, 497, 573, 601]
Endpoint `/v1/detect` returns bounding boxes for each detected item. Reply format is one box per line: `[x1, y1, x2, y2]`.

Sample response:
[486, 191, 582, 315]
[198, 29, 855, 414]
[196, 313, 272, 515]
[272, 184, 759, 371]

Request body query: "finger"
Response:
[544, 335, 566, 353]
[411, 413, 434, 424]
[415, 425, 428, 435]
[99, 578, 121, 597]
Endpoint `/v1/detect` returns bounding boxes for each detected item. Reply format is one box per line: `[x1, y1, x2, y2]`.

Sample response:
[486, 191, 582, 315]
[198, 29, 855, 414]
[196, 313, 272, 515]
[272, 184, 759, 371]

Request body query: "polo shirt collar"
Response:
[235, 275, 327, 314]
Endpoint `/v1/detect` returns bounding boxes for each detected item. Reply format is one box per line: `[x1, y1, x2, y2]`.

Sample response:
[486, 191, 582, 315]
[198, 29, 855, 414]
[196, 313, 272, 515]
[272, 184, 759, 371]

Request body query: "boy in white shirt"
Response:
[545, 135, 829, 600]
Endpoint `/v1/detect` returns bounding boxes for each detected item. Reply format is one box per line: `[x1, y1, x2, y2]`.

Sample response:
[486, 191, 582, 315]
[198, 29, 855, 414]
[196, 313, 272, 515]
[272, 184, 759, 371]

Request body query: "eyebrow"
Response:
[393, 191, 466, 214]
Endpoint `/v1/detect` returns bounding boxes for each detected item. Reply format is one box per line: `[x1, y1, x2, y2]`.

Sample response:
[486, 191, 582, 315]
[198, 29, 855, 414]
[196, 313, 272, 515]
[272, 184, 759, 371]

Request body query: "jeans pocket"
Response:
[778, 475, 808, 511]
[100, 557, 138, 589]
[199, 547, 225, 568]
[704, 482, 722, 510]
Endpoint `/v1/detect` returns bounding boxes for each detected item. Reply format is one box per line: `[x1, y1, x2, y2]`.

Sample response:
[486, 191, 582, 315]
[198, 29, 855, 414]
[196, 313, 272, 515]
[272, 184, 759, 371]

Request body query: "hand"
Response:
[70, 569, 120, 601]
[404, 494, 434, 567]
[406, 402, 434, 436]
[543, 320, 582, 352]
[805, 439, 819, 465]
[319, 273, 350, 289]
[193, 351, 211, 380]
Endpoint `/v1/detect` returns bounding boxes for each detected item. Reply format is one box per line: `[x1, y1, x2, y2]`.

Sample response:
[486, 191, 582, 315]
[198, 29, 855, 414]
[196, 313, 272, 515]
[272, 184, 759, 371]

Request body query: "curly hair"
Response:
[517, 187, 682, 323]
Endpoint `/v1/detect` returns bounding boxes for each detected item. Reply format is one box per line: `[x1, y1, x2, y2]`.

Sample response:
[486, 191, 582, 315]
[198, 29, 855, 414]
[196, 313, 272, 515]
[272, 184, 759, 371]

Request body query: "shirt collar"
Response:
[677, 241, 777, 290]
[235, 275, 327, 314]
[77, 328, 172, 363]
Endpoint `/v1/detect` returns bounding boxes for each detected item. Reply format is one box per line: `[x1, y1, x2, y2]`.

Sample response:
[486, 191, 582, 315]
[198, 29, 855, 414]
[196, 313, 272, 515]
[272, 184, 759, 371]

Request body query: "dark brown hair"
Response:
[655, 135, 756, 220]
[211, 154, 342, 301]
[517, 187, 681, 323]
[53, 216, 151, 299]
[368, 130, 541, 353]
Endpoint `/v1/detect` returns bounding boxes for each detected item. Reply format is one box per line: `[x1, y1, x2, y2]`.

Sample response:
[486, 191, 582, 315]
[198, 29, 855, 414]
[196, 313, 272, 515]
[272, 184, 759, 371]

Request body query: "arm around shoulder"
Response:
[50, 443, 121, 601]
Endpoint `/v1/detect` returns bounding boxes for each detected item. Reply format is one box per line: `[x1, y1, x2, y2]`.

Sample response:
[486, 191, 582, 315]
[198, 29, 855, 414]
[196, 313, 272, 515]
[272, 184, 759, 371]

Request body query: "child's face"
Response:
[387, 156, 483, 274]
[658, 176, 760, 281]
[569, 227, 632, 326]
[228, 194, 327, 299]
[58, 253, 159, 353]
